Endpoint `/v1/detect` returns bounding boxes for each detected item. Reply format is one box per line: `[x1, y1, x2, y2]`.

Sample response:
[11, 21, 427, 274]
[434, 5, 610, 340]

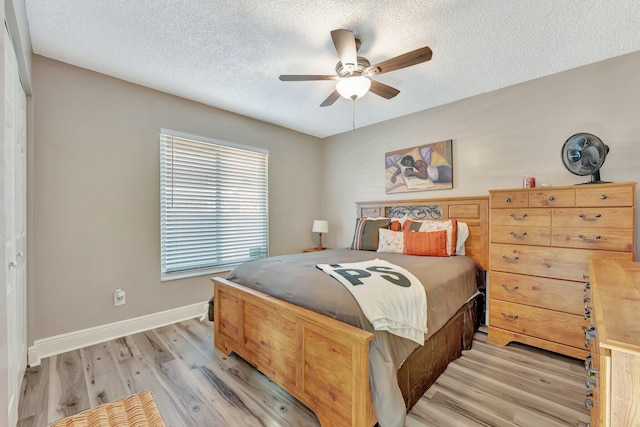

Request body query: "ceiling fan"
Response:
[279, 29, 433, 107]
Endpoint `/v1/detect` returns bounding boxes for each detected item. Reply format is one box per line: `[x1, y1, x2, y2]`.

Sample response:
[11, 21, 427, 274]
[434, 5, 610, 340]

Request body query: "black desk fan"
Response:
[561, 133, 610, 184]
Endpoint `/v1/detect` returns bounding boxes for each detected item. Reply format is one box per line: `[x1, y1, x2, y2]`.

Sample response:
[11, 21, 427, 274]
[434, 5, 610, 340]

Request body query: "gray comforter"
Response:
[227, 248, 482, 427]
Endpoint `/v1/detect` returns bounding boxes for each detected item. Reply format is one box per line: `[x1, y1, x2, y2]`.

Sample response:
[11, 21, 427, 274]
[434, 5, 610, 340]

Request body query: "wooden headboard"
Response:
[356, 195, 489, 270]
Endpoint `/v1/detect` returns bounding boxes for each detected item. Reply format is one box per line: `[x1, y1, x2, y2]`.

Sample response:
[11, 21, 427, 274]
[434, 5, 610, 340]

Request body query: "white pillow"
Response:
[456, 221, 469, 255]
[394, 218, 469, 256]
[377, 228, 404, 253]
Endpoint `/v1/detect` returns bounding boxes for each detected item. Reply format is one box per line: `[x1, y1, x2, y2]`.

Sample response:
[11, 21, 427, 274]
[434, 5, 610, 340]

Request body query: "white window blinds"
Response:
[160, 130, 269, 279]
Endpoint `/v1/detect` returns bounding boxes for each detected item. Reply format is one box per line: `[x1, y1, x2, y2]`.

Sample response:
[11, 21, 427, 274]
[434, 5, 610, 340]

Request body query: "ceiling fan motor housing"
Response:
[335, 57, 371, 77]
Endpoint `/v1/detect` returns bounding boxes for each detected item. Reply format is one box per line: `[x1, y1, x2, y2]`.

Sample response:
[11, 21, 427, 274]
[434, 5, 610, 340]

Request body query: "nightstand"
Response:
[303, 247, 331, 253]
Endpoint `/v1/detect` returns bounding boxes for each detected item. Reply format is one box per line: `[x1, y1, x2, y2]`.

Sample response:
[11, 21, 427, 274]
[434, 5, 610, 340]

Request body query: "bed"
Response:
[212, 196, 489, 427]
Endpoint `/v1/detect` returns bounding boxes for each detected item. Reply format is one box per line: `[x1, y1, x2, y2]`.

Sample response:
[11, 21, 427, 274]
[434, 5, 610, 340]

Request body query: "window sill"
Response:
[161, 266, 235, 282]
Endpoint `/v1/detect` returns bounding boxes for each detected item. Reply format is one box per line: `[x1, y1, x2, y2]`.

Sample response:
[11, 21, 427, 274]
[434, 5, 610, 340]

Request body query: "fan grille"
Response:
[561, 133, 608, 176]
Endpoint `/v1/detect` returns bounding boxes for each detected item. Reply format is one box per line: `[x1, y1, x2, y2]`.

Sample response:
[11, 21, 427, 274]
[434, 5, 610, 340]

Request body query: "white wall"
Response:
[322, 50, 640, 257]
[28, 55, 324, 343]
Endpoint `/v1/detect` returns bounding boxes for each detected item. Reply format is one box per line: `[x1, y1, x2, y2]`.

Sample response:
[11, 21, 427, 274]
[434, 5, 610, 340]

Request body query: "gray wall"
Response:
[322, 51, 640, 255]
[29, 49, 640, 344]
[28, 55, 324, 342]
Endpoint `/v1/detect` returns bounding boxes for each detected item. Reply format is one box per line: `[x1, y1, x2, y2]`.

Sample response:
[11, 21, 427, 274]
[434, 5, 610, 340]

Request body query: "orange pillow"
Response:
[390, 220, 402, 231]
[402, 218, 457, 256]
[403, 229, 449, 257]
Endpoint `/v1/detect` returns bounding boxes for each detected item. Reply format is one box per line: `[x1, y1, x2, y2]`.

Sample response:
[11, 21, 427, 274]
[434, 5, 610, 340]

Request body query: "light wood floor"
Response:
[17, 319, 590, 426]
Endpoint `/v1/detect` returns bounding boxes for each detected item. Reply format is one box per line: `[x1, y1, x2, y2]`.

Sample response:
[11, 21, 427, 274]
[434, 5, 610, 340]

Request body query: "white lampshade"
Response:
[336, 76, 371, 100]
[312, 220, 329, 234]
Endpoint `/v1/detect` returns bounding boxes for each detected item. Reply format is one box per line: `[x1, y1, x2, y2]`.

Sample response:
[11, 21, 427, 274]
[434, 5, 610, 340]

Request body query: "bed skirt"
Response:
[397, 293, 479, 410]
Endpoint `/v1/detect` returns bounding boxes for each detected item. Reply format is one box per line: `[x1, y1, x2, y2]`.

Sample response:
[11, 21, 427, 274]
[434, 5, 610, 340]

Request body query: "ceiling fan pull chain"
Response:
[352, 99, 356, 131]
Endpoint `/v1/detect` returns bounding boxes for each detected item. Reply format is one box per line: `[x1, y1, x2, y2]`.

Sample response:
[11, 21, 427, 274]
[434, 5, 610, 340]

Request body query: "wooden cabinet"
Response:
[488, 182, 636, 360]
[587, 259, 640, 427]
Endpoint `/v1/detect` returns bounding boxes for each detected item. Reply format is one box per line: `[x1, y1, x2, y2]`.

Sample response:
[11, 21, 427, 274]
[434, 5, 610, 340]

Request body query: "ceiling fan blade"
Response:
[320, 90, 341, 107]
[368, 46, 433, 75]
[330, 29, 358, 74]
[279, 75, 339, 81]
[369, 80, 400, 99]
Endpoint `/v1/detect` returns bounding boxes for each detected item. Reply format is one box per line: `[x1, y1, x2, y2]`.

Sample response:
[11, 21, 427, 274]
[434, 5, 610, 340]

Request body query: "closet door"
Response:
[3, 24, 27, 427]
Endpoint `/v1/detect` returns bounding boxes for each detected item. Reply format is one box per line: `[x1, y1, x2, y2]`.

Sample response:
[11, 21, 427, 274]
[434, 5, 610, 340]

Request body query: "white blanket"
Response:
[316, 259, 427, 345]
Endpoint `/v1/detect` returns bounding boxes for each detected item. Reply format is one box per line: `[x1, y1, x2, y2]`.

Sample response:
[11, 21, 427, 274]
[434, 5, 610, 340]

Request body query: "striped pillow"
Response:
[403, 229, 448, 257]
[350, 218, 391, 251]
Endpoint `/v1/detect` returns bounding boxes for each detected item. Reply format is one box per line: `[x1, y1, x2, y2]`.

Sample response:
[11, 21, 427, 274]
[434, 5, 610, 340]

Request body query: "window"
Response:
[160, 129, 269, 280]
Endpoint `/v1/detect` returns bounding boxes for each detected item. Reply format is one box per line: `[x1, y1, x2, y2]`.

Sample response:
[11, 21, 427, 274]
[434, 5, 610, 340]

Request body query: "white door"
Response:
[4, 24, 27, 427]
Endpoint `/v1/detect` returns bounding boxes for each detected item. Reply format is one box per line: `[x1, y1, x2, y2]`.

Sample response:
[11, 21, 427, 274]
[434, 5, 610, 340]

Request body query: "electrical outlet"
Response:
[113, 289, 126, 306]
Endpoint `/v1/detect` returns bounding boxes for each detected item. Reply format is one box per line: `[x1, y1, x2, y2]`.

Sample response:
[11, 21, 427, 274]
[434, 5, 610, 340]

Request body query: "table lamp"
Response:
[312, 220, 329, 250]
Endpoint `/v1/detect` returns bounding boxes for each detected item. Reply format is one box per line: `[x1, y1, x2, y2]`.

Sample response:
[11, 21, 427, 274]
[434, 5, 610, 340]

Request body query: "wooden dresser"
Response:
[587, 258, 640, 427]
[488, 182, 636, 359]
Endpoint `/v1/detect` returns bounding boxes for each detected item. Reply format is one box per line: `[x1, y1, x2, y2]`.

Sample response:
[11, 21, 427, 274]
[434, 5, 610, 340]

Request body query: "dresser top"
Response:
[489, 181, 636, 193]
[590, 258, 640, 355]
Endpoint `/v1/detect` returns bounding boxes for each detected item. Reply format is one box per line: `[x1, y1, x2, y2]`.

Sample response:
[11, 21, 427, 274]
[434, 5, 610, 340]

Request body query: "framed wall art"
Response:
[385, 140, 453, 194]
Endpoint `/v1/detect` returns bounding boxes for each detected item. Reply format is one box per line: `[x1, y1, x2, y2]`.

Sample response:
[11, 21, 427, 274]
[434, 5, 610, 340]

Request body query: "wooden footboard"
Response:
[213, 277, 377, 427]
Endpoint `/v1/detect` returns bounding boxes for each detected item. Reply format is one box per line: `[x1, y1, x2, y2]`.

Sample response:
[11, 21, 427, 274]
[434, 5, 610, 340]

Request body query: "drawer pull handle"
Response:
[585, 330, 597, 340]
[578, 213, 601, 221]
[600, 194, 607, 200]
[501, 283, 520, 292]
[501, 312, 519, 321]
[509, 231, 527, 239]
[578, 234, 601, 242]
[584, 282, 591, 291]
[505, 197, 511, 203]
[509, 213, 528, 221]
[583, 274, 590, 280]
[584, 295, 591, 303]
[584, 312, 591, 320]
[548, 196, 555, 201]
[586, 367, 599, 376]
[585, 398, 594, 409]
[586, 378, 597, 388]
[501, 255, 519, 262]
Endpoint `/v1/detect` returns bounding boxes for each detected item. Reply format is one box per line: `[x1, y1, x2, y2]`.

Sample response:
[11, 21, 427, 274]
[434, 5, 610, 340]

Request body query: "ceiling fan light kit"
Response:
[279, 29, 433, 107]
[336, 76, 371, 100]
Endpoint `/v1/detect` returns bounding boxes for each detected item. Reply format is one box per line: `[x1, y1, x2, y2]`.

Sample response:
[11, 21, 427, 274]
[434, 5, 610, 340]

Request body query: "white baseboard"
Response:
[28, 300, 209, 367]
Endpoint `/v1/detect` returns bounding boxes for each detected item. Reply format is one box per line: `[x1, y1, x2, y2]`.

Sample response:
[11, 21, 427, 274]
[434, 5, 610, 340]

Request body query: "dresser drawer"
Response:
[490, 271, 584, 315]
[576, 185, 634, 207]
[528, 189, 575, 208]
[489, 300, 586, 348]
[552, 227, 634, 252]
[490, 192, 528, 209]
[552, 207, 634, 229]
[491, 209, 550, 226]
[490, 243, 633, 281]
[490, 225, 550, 246]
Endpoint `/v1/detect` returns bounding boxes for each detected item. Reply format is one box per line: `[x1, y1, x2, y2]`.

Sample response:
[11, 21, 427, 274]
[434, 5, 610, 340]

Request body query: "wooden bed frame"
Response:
[213, 196, 489, 426]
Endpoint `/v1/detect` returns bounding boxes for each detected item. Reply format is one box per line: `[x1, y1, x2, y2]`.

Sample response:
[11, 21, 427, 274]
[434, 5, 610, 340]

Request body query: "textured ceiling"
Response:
[25, 1, 640, 138]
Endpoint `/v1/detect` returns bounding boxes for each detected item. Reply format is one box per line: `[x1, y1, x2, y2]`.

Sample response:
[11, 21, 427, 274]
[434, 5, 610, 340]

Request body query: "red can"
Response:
[523, 176, 536, 188]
